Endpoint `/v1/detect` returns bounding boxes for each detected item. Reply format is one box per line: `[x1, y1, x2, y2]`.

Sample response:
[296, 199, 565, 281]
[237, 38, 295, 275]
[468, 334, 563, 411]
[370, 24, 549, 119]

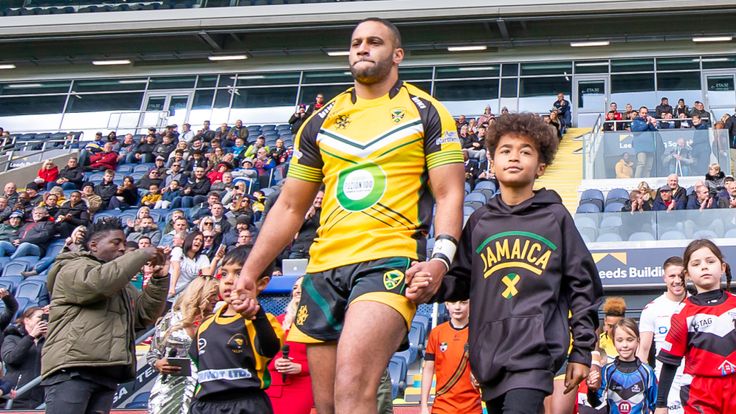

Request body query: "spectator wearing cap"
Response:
[655, 97, 673, 119]
[55, 157, 84, 190]
[2, 207, 59, 258]
[207, 162, 232, 185]
[236, 158, 258, 181]
[165, 124, 179, 140]
[153, 134, 176, 161]
[151, 156, 167, 178]
[87, 142, 118, 172]
[24, 182, 43, 206]
[81, 182, 103, 215]
[37, 160, 59, 191]
[0, 212, 23, 246]
[244, 136, 269, 159]
[653, 186, 684, 211]
[0, 197, 12, 223]
[134, 135, 157, 164]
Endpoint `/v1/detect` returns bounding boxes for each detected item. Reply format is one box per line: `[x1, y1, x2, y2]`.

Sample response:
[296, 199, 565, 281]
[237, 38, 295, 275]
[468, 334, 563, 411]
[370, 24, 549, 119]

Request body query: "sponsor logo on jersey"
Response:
[477, 232, 557, 279]
[718, 360, 736, 376]
[335, 114, 351, 129]
[336, 162, 387, 212]
[198, 337, 208, 355]
[391, 107, 406, 123]
[440, 342, 448, 352]
[293, 149, 303, 160]
[318, 102, 335, 119]
[411, 96, 426, 109]
[631, 383, 641, 393]
[435, 130, 460, 146]
[296, 305, 309, 326]
[618, 401, 632, 413]
[658, 326, 668, 334]
[383, 270, 405, 290]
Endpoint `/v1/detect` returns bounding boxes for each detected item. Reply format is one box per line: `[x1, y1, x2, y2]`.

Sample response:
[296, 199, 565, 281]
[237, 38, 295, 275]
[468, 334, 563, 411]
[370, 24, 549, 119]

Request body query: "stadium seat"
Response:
[580, 189, 604, 210]
[130, 172, 145, 180]
[474, 180, 497, 192]
[660, 230, 686, 240]
[388, 356, 408, 399]
[465, 192, 486, 204]
[605, 188, 630, 205]
[0, 280, 15, 295]
[463, 205, 475, 216]
[599, 215, 622, 229]
[578, 227, 596, 243]
[464, 201, 484, 211]
[412, 314, 431, 336]
[628, 232, 655, 241]
[116, 165, 134, 174]
[464, 182, 471, 194]
[575, 215, 597, 230]
[16, 280, 49, 306]
[0, 276, 23, 294]
[693, 230, 719, 239]
[134, 164, 155, 173]
[3, 262, 27, 277]
[87, 172, 105, 183]
[575, 203, 601, 214]
[725, 228, 736, 238]
[125, 392, 151, 409]
[44, 243, 64, 258]
[603, 202, 624, 213]
[596, 233, 623, 242]
[13, 297, 32, 319]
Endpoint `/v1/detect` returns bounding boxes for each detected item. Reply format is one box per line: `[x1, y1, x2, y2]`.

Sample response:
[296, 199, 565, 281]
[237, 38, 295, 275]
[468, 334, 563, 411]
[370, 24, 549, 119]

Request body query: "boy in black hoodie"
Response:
[409, 113, 603, 413]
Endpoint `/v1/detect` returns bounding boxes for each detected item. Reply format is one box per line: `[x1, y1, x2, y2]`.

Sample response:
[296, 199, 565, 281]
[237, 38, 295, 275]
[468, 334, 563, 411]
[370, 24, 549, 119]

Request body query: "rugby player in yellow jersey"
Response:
[232, 18, 465, 414]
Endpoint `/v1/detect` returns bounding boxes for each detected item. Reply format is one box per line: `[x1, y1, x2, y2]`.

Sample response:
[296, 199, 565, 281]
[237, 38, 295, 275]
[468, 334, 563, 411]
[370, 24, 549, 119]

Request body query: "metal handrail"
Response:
[0, 143, 81, 173]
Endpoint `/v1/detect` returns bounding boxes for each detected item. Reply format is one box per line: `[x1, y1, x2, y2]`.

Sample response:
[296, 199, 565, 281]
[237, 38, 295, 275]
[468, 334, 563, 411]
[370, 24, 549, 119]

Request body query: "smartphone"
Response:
[41, 314, 49, 322]
[167, 357, 192, 376]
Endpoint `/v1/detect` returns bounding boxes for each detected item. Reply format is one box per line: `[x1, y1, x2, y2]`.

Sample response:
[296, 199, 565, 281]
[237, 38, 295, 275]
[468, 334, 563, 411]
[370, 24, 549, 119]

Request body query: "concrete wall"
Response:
[0, 151, 79, 190]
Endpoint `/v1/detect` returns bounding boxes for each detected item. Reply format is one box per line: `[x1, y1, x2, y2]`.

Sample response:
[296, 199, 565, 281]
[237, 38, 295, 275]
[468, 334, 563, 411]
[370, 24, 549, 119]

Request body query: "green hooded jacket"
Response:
[41, 249, 169, 380]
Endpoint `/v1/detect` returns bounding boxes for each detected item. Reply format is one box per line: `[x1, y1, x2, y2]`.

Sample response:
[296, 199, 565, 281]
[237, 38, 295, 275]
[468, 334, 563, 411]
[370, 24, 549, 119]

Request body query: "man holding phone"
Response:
[41, 217, 170, 414]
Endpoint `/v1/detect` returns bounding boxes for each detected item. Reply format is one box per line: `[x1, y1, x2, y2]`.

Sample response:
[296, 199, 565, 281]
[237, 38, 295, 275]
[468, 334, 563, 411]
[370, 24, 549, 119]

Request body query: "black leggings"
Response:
[486, 388, 547, 414]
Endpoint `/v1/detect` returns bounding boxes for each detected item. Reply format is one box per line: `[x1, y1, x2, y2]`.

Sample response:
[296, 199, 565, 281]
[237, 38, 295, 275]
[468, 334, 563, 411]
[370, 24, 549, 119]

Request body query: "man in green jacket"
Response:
[41, 217, 170, 414]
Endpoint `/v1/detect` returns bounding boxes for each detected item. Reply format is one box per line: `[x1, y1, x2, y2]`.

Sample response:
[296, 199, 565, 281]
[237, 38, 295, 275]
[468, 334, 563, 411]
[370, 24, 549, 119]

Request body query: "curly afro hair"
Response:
[602, 296, 627, 317]
[484, 112, 559, 166]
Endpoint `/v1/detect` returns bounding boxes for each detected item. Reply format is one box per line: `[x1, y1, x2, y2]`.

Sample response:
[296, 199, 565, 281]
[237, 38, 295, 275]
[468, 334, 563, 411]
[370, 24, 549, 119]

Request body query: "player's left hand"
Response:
[405, 259, 446, 304]
[564, 362, 590, 394]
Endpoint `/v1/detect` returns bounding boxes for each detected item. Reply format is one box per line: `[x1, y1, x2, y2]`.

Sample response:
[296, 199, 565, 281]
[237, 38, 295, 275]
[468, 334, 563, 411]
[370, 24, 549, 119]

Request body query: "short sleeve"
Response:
[658, 309, 687, 363]
[170, 247, 183, 263]
[424, 326, 438, 361]
[288, 110, 326, 183]
[638, 303, 656, 333]
[421, 99, 464, 170]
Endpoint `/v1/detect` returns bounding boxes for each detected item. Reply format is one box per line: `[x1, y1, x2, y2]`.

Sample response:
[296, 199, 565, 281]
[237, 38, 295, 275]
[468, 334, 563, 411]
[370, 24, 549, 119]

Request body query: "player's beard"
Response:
[350, 55, 394, 85]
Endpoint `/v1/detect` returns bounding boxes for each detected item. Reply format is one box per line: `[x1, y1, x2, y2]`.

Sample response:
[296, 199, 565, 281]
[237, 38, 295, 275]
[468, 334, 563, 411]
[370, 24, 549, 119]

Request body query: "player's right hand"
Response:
[232, 276, 259, 318]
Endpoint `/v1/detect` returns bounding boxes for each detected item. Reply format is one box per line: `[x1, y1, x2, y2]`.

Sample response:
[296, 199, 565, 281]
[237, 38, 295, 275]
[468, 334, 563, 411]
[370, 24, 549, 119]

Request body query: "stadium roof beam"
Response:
[197, 31, 224, 51]
[496, 19, 511, 41]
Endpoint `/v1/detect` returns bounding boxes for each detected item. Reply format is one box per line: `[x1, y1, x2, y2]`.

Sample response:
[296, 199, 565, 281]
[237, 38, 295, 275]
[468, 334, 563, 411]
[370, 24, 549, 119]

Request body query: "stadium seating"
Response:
[125, 392, 151, 409]
[16, 280, 50, 306]
[388, 356, 408, 399]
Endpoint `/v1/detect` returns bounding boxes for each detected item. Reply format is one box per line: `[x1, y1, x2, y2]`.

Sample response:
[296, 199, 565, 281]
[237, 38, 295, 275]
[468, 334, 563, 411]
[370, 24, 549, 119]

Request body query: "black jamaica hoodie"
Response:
[439, 189, 603, 399]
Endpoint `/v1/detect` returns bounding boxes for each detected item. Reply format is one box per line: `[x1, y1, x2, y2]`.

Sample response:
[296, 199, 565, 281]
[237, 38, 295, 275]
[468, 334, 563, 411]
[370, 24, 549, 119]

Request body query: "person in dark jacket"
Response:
[0, 287, 19, 346]
[686, 184, 717, 210]
[54, 191, 89, 238]
[631, 106, 658, 178]
[94, 169, 118, 210]
[2, 306, 47, 409]
[655, 97, 673, 119]
[173, 166, 211, 208]
[133, 134, 157, 164]
[408, 113, 603, 413]
[41, 217, 170, 414]
[690, 114, 711, 175]
[0, 212, 23, 253]
[7, 207, 58, 259]
[54, 157, 84, 190]
[289, 105, 308, 134]
[653, 186, 686, 211]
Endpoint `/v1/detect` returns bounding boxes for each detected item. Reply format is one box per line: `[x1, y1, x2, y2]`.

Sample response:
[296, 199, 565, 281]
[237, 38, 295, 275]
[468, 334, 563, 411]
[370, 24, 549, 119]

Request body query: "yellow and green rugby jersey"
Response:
[288, 80, 463, 273]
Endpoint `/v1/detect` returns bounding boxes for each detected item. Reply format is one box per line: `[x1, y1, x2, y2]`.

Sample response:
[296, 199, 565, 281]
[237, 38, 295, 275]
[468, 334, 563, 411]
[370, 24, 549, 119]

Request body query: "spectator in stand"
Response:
[687, 184, 717, 210]
[147, 276, 219, 414]
[420, 300, 482, 414]
[655, 97, 673, 119]
[211, 171, 234, 195]
[717, 177, 736, 208]
[14, 191, 34, 223]
[3, 182, 18, 208]
[86, 142, 118, 172]
[224, 187, 255, 225]
[0, 207, 58, 259]
[290, 104, 309, 134]
[0, 287, 19, 343]
[658, 112, 676, 129]
[141, 183, 162, 209]
[653, 186, 685, 211]
[689, 101, 709, 126]
[22, 225, 87, 278]
[190, 192, 220, 224]
[614, 152, 634, 178]
[553, 92, 571, 132]
[477, 105, 494, 126]
[631, 106, 658, 177]
[664, 174, 688, 206]
[117, 134, 137, 164]
[244, 136, 269, 159]
[180, 123, 194, 143]
[174, 167, 211, 208]
[305, 93, 325, 117]
[183, 150, 208, 177]
[662, 138, 694, 176]
[289, 191, 322, 259]
[78, 132, 106, 167]
[622, 189, 651, 212]
[37, 160, 59, 191]
[222, 216, 252, 248]
[153, 134, 176, 161]
[147, 126, 161, 142]
[168, 146, 187, 167]
[200, 230, 220, 261]
[127, 216, 162, 246]
[254, 147, 276, 176]
[455, 114, 468, 131]
[194, 120, 215, 143]
[2, 306, 48, 409]
[267, 277, 314, 414]
[206, 162, 231, 185]
[133, 134, 157, 164]
[0, 212, 23, 245]
[82, 183, 103, 215]
[159, 216, 190, 248]
[24, 182, 43, 206]
[164, 161, 188, 189]
[137, 168, 163, 190]
[55, 157, 84, 190]
[270, 138, 289, 165]
[168, 231, 210, 298]
[603, 102, 623, 132]
[216, 123, 230, 141]
[40, 193, 60, 218]
[0, 197, 11, 223]
[674, 98, 689, 120]
[55, 191, 89, 238]
[705, 163, 726, 192]
[112, 176, 139, 209]
[690, 114, 711, 174]
[41, 218, 169, 414]
[162, 210, 187, 234]
[623, 109, 637, 131]
[208, 146, 226, 170]
[228, 119, 249, 144]
[210, 203, 231, 235]
[156, 180, 180, 210]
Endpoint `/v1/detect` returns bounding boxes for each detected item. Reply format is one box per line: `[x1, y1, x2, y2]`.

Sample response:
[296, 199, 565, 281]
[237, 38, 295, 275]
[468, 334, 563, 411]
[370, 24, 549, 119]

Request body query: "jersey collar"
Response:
[350, 79, 404, 104]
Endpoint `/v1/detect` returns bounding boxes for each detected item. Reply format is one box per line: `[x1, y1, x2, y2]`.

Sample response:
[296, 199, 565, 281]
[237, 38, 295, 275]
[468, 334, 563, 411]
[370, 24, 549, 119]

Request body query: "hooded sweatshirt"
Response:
[439, 189, 603, 399]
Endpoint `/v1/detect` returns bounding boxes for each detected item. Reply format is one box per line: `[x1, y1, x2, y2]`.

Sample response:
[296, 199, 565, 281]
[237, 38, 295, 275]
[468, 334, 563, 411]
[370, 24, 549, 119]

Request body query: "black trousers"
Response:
[190, 391, 273, 414]
[44, 377, 116, 414]
[486, 388, 547, 414]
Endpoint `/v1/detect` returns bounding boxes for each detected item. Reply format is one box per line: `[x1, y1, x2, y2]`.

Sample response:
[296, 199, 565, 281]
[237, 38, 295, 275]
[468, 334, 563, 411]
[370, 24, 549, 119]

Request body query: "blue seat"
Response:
[660, 230, 686, 240]
[603, 202, 625, 213]
[413, 314, 431, 336]
[133, 164, 154, 173]
[0, 276, 23, 294]
[3, 262, 27, 277]
[474, 180, 497, 192]
[463, 205, 475, 216]
[410, 320, 427, 353]
[116, 165, 133, 174]
[464, 200, 483, 211]
[580, 189, 604, 210]
[465, 192, 486, 204]
[13, 256, 39, 268]
[576, 203, 601, 214]
[464, 182, 471, 194]
[0, 280, 16, 294]
[606, 188, 630, 205]
[388, 356, 408, 399]
[130, 172, 145, 180]
[596, 233, 623, 242]
[16, 280, 49, 306]
[13, 297, 33, 319]
[87, 172, 104, 183]
[628, 232, 655, 241]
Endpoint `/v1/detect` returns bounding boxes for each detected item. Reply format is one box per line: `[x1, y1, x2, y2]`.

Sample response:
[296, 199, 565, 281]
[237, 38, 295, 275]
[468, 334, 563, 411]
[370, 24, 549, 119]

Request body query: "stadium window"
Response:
[230, 86, 298, 108]
[64, 92, 144, 113]
[0, 81, 71, 96]
[500, 78, 518, 98]
[298, 85, 352, 105]
[192, 90, 216, 109]
[574, 61, 610, 74]
[148, 76, 196, 90]
[399, 67, 433, 80]
[196, 75, 218, 88]
[408, 81, 432, 94]
[519, 76, 571, 113]
[213, 89, 233, 108]
[701, 55, 736, 69]
[235, 72, 300, 87]
[611, 73, 656, 109]
[72, 78, 148, 92]
[520, 61, 572, 76]
[217, 74, 236, 88]
[502, 63, 519, 76]
[435, 65, 500, 79]
[611, 58, 654, 73]
[656, 72, 702, 104]
[0, 95, 67, 116]
[434, 79, 500, 115]
[656, 57, 700, 71]
[302, 70, 354, 84]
